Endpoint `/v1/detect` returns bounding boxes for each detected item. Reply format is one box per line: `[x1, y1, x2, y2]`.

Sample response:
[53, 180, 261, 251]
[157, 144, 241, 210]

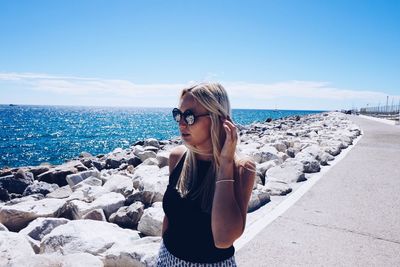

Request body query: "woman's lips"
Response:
[181, 133, 190, 137]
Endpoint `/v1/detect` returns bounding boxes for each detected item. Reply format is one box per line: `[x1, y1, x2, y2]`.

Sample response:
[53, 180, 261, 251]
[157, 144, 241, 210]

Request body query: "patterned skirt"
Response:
[157, 240, 237, 267]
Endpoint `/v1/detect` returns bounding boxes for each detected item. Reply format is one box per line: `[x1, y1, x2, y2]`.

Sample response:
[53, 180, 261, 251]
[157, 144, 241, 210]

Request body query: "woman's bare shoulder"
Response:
[168, 145, 187, 172]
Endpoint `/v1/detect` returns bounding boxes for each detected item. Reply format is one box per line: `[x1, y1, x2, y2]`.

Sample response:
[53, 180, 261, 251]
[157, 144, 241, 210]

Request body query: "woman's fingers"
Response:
[223, 119, 237, 146]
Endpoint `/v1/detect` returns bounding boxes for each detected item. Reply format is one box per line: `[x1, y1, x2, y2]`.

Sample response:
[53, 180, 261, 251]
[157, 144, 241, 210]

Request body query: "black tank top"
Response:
[162, 152, 235, 263]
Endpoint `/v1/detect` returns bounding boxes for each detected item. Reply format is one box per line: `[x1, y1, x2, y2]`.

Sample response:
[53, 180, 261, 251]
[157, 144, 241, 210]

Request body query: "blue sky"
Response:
[0, 0, 399, 110]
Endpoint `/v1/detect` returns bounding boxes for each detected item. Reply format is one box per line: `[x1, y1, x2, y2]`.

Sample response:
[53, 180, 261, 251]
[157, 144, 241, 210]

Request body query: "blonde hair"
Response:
[176, 82, 254, 213]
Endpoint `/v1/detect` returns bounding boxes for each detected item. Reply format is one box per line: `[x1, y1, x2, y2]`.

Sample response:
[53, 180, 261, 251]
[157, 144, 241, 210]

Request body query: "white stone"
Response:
[66, 169, 101, 188]
[104, 236, 162, 267]
[137, 151, 157, 162]
[9, 253, 104, 267]
[40, 220, 141, 260]
[264, 181, 292, 196]
[19, 217, 69, 241]
[266, 163, 306, 184]
[0, 198, 65, 232]
[63, 192, 125, 219]
[137, 206, 164, 236]
[0, 231, 35, 264]
[103, 174, 134, 197]
[156, 151, 170, 168]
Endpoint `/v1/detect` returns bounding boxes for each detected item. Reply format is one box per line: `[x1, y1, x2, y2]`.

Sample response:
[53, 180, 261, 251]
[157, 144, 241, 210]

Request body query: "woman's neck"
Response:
[195, 153, 213, 161]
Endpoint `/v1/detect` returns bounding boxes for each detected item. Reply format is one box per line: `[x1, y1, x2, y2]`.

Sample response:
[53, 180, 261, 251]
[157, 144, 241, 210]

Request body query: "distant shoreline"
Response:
[0, 103, 328, 112]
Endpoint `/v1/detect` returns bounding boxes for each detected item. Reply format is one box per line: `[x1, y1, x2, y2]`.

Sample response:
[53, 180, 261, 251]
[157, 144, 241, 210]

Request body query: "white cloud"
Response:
[0, 72, 398, 110]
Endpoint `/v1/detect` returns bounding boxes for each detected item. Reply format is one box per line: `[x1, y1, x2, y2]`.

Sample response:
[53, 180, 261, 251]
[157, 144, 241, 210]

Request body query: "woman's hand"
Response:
[220, 116, 237, 162]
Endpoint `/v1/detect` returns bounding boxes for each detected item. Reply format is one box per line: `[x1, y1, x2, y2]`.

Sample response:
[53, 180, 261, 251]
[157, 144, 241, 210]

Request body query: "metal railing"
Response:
[359, 104, 400, 122]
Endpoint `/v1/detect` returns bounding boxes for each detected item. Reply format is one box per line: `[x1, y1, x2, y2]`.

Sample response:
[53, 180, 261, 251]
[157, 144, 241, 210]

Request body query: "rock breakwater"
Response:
[0, 112, 361, 266]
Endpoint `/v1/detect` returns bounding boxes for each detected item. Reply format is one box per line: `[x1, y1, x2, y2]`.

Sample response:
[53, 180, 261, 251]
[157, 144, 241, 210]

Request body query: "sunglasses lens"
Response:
[172, 109, 181, 122]
[185, 114, 195, 125]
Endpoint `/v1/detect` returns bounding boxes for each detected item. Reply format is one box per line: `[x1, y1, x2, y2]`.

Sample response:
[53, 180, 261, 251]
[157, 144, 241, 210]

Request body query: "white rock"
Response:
[137, 206, 164, 236]
[19, 217, 69, 241]
[72, 177, 103, 191]
[0, 198, 65, 232]
[294, 152, 321, 173]
[67, 184, 108, 202]
[103, 174, 134, 197]
[0, 222, 8, 231]
[156, 151, 170, 168]
[247, 187, 270, 212]
[62, 192, 125, 219]
[46, 185, 72, 199]
[144, 138, 160, 148]
[66, 169, 101, 188]
[142, 157, 159, 166]
[40, 220, 141, 260]
[109, 201, 144, 229]
[104, 236, 162, 267]
[0, 231, 35, 264]
[82, 208, 107, 221]
[137, 151, 157, 162]
[266, 163, 306, 184]
[264, 181, 292, 196]
[9, 253, 104, 267]
[257, 161, 277, 177]
[132, 165, 169, 202]
[252, 145, 280, 163]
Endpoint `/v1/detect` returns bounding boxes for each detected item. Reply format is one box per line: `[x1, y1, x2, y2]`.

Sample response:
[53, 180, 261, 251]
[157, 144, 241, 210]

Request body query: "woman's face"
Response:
[177, 93, 212, 151]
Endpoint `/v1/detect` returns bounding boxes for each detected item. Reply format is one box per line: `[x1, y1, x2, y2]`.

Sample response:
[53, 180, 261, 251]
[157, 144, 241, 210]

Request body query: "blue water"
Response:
[0, 105, 323, 168]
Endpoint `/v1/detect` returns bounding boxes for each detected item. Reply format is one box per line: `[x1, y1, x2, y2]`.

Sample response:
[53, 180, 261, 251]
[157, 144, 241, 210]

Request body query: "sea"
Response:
[0, 105, 324, 169]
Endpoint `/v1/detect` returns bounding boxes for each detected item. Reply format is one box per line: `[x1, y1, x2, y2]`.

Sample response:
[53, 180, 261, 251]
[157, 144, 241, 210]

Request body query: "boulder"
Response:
[127, 156, 142, 167]
[103, 174, 134, 197]
[71, 177, 103, 191]
[46, 185, 72, 199]
[104, 236, 162, 267]
[252, 145, 280, 163]
[142, 157, 159, 166]
[266, 163, 306, 184]
[137, 205, 164, 236]
[105, 157, 125, 169]
[264, 181, 292, 196]
[247, 187, 270, 212]
[257, 161, 277, 177]
[9, 253, 103, 267]
[0, 185, 10, 201]
[0, 171, 34, 194]
[294, 152, 321, 173]
[19, 217, 69, 241]
[125, 190, 159, 208]
[28, 166, 51, 177]
[109, 201, 145, 229]
[40, 220, 141, 260]
[0, 231, 35, 264]
[137, 151, 157, 162]
[82, 208, 107, 221]
[156, 151, 169, 168]
[0, 198, 65, 232]
[60, 192, 125, 220]
[0, 222, 8, 231]
[23, 181, 59, 196]
[37, 167, 78, 187]
[144, 146, 159, 153]
[144, 138, 160, 148]
[67, 184, 107, 202]
[66, 169, 101, 188]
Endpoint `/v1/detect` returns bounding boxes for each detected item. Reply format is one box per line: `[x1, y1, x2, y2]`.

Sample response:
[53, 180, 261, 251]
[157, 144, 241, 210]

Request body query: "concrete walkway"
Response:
[236, 115, 400, 266]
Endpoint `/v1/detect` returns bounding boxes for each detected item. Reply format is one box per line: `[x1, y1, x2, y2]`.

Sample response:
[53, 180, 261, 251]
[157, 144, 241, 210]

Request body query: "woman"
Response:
[157, 82, 256, 266]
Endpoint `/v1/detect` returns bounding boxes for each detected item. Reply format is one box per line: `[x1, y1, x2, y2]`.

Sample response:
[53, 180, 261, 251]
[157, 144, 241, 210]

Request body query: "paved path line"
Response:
[234, 131, 363, 251]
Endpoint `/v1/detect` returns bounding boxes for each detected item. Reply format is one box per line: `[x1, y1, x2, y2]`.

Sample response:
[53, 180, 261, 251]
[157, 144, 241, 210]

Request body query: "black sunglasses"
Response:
[172, 108, 210, 125]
